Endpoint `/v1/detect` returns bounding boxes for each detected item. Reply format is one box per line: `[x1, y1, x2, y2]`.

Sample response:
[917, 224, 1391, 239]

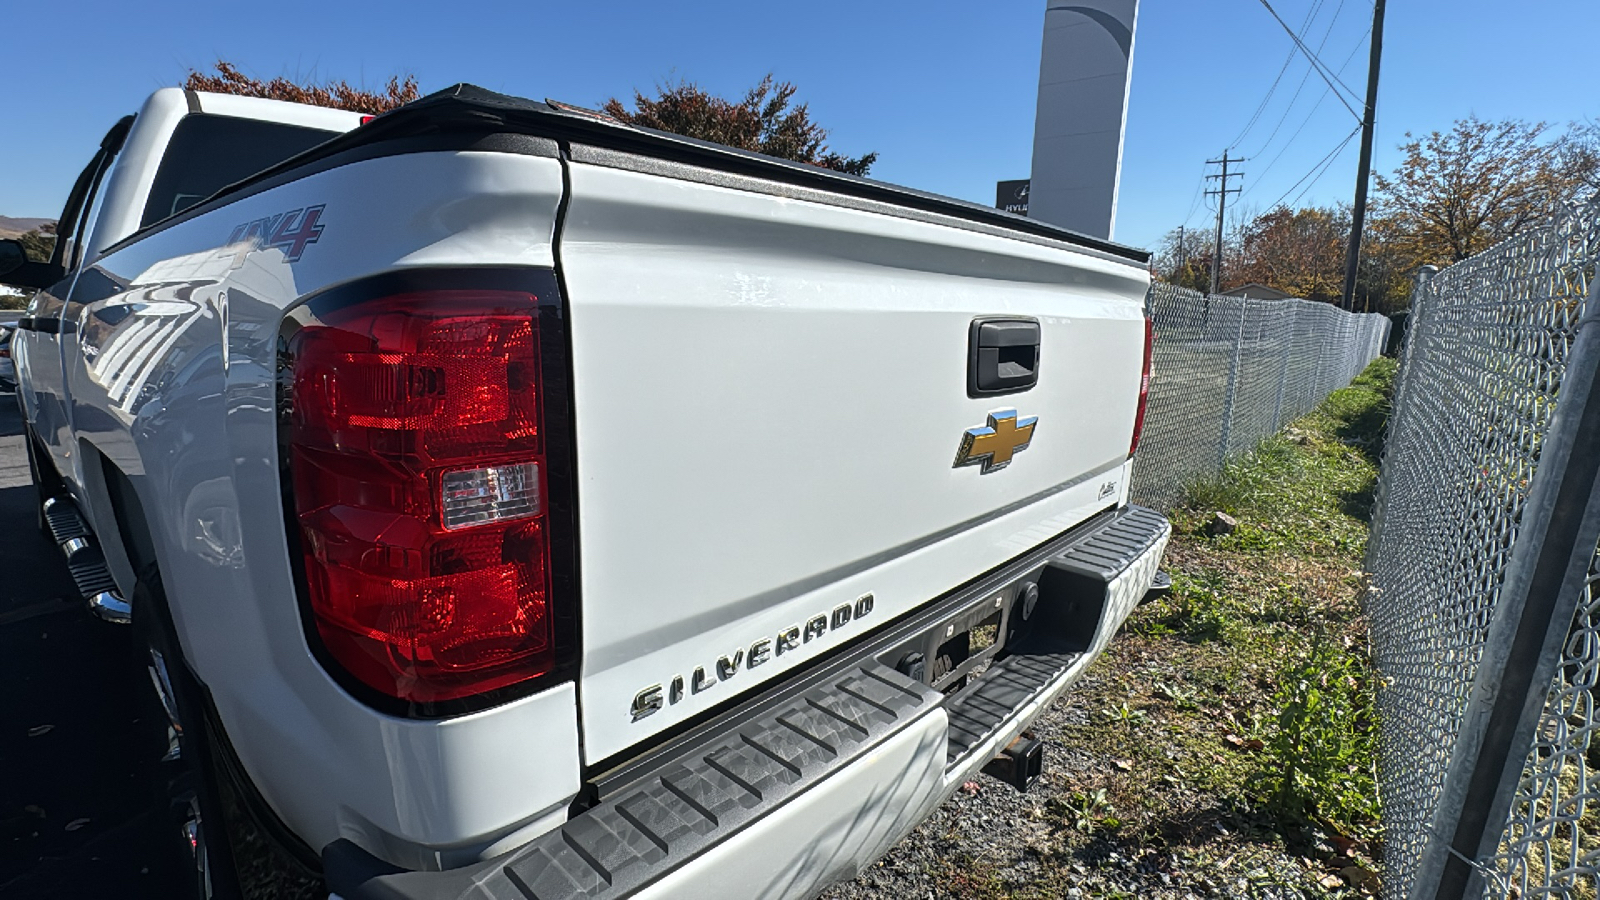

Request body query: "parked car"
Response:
[0, 84, 1168, 900]
[0, 322, 15, 388]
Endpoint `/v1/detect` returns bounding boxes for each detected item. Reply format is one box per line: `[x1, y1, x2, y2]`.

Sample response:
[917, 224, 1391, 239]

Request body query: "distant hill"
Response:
[0, 216, 54, 238]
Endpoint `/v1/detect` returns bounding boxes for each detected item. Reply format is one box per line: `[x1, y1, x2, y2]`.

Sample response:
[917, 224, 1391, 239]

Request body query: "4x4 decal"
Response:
[223, 204, 325, 263]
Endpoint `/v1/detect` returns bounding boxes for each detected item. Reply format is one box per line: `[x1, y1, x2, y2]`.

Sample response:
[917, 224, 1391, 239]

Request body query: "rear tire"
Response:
[131, 568, 241, 900]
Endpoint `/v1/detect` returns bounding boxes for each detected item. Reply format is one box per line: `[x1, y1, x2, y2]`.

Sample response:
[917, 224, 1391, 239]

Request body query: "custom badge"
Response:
[954, 409, 1037, 474]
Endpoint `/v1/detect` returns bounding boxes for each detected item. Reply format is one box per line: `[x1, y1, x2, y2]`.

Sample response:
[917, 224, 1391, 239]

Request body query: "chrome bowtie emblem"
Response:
[954, 409, 1038, 474]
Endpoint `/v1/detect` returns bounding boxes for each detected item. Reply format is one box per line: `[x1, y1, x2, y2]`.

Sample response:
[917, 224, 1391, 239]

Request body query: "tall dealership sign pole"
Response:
[1341, 0, 1387, 311]
[1026, 1, 1139, 240]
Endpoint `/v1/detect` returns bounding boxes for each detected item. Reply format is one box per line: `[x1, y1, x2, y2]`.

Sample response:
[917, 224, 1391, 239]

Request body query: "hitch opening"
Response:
[981, 734, 1044, 792]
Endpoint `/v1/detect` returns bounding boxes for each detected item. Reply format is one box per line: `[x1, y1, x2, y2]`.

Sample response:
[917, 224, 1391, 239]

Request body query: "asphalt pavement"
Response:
[0, 391, 183, 898]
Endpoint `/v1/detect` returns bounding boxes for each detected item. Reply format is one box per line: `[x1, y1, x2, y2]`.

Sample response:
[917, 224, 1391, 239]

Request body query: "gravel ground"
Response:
[821, 661, 1336, 900]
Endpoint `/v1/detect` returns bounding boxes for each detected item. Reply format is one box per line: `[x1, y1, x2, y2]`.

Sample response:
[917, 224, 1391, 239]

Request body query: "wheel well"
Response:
[96, 451, 325, 882]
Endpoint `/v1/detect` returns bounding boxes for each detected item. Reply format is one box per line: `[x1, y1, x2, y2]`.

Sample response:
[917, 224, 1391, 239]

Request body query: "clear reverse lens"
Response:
[441, 462, 541, 531]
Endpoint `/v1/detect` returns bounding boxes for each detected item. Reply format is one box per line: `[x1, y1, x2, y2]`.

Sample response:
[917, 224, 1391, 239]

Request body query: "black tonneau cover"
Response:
[113, 84, 1150, 266]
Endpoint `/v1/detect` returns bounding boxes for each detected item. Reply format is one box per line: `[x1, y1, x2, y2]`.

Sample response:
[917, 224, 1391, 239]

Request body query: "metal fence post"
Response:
[1408, 277, 1600, 898]
[1270, 302, 1294, 432]
[1216, 299, 1247, 472]
[1390, 265, 1436, 409]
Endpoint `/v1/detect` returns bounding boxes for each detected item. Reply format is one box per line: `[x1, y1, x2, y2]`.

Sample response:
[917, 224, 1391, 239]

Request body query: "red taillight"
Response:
[288, 290, 553, 704]
[1129, 315, 1154, 457]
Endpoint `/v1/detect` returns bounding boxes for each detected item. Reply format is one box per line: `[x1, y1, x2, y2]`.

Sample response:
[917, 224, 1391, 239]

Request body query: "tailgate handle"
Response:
[968, 318, 1040, 397]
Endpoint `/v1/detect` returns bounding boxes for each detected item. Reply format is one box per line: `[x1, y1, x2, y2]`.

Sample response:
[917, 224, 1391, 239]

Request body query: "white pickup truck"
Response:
[3, 85, 1169, 900]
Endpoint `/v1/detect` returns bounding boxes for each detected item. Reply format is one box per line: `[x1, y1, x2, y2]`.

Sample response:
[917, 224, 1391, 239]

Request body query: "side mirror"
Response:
[0, 239, 65, 290]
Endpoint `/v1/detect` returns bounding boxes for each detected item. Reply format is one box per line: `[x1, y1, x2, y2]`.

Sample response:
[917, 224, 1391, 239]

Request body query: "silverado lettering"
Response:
[630, 593, 877, 722]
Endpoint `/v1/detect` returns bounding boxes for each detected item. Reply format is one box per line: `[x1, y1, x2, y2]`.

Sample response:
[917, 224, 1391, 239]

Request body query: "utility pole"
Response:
[1205, 152, 1245, 295]
[1341, 0, 1387, 311]
[1177, 224, 1187, 272]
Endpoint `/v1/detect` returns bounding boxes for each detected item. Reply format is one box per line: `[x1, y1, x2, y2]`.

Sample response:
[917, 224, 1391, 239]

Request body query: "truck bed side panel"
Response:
[62, 150, 582, 859]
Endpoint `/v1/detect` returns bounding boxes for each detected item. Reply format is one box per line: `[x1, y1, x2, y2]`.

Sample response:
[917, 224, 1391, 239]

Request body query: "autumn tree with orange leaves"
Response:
[1229, 206, 1348, 304]
[183, 61, 420, 115]
[1374, 116, 1600, 265]
[604, 75, 878, 176]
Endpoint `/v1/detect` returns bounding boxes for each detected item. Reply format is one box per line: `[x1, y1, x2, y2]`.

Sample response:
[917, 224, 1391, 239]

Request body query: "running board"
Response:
[41, 496, 128, 624]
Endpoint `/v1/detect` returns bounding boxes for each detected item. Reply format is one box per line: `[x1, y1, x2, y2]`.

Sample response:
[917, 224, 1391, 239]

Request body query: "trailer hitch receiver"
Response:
[981, 734, 1044, 792]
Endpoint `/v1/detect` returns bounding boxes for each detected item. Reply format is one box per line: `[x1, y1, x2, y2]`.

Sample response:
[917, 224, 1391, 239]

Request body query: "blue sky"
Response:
[2, 0, 1595, 251]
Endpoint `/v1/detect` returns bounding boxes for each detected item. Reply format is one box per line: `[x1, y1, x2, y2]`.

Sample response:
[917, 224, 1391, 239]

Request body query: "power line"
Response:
[1248, 25, 1369, 163]
[1260, 0, 1363, 108]
[1286, 132, 1359, 208]
[1245, 3, 1357, 161]
[1181, 160, 1214, 226]
[1243, 26, 1371, 193]
[1263, 124, 1361, 211]
[1256, 0, 1363, 122]
[1227, 0, 1328, 151]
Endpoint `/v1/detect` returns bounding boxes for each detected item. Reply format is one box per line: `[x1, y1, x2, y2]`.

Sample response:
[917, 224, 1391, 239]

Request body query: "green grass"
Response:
[1163, 360, 1392, 836]
[1023, 358, 1398, 896]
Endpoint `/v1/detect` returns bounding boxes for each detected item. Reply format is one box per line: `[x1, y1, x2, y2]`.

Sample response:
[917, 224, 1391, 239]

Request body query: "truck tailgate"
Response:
[558, 157, 1150, 763]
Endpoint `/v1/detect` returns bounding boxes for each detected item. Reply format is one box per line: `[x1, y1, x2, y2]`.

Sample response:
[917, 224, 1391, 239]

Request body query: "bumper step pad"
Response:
[1047, 504, 1170, 583]
[943, 652, 1078, 767]
[944, 503, 1169, 767]
[325, 662, 940, 900]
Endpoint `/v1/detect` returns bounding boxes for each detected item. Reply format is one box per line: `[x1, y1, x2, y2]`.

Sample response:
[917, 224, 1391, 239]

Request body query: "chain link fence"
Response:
[1365, 197, 1600, 899]
[1130, 284, 1390, 508]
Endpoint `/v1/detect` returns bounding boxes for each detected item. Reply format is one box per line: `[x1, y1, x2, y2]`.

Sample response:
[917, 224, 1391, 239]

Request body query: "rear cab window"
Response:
[140, 115, 340, 227]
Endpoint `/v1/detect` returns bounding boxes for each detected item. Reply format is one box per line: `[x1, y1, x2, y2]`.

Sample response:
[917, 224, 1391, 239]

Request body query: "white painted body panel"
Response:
[559, 163, 1150, 762]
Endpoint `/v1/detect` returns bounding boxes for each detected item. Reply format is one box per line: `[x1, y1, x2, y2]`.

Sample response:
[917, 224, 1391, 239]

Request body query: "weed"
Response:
[1259, 637, 1381, 833]
[1142, 571, 1233, 642]
[1153, 680, 1200, 710]
[1103, 702, 1148, 731]
[1054, 788, 1116, 834]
